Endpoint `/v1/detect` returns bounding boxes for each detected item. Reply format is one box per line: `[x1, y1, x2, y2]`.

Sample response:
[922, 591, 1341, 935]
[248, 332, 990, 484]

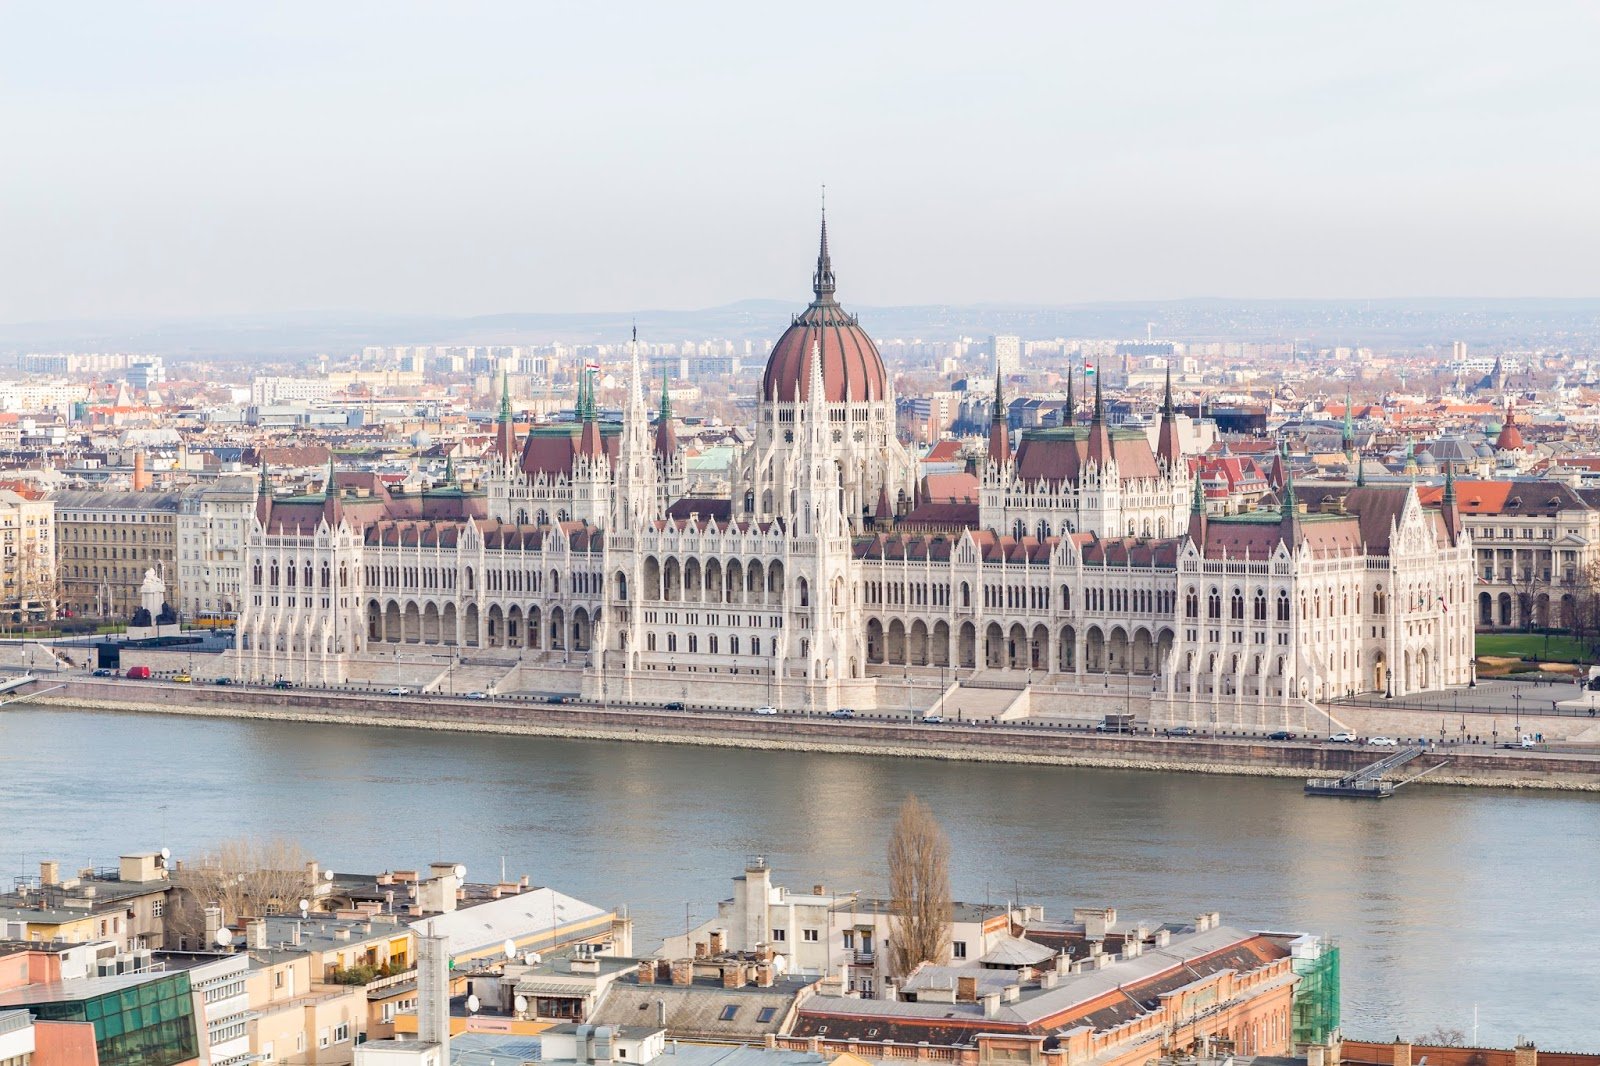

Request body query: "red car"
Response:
[125, 666, 152, 679]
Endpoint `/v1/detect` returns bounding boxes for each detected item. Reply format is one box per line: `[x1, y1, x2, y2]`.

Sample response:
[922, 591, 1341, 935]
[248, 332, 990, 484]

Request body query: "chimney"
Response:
[720, 964, 743, 989]
[694, 941, 709, 960]
[813, 884, 826, 896]
[306, 861, 320, 887]
[1054, 953, 1071, 975]
[1393, 1041, 1412, 1066]
[1040, 971, 1058, 989]
[709, 929, 727, 956]
[637, 961, 656, 985]
[656, 960, 672, 984]
[39, 861, 59, 887]
[755, 963, 774, 988]
[204, 906, 224, 949]
[291, 924, 302, 947]
[981, 992, 1001, 1019]
[956, 976, 978, 1003]
[1074, 907, 1114, 940]
[1514, 1043, 1538, 1066]
[670, 960, 693, 987]
[132, 450, 151, 491]
[1002, 984, 1021, 1003]
[247, 919, 267, 949]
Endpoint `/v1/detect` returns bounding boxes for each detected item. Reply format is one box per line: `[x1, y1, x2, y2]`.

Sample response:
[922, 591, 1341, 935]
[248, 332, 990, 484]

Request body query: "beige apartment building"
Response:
[177, 476, 258, 620]
[1419, 479, 1600, 629]
[53, 488, 183, 620]
[0, 489, 55, 622]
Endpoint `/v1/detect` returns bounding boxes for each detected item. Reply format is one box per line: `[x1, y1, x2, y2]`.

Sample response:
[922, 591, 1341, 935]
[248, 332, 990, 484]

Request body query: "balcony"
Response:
[852, 950, 876, 965]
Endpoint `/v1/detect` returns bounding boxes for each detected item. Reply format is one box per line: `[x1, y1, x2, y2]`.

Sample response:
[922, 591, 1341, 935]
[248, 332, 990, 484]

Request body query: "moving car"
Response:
[387, 686, 411, 696]
[466, 691, 489, 700]
[172, 673, 193, 683]
[273, 679, 293, 689]
[1368, 736, 1399, 747]
[753, 706, 778, 716]
[663, 701, 686, 710]
[125, 665, 151, 679]
[922, 714, 944, 724]
[1165, 726, 1196, 737]
[214, 677, 234, 685]
[92, 668, 113, 677]
[1328, 731, 1357, 743]
[1267, 730, 1297, 741]
[830, 708, 856, 719]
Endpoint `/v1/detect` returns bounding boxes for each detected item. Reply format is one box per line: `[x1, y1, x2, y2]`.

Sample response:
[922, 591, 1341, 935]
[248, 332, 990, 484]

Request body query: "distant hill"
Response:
[3, 297, 1600, 357]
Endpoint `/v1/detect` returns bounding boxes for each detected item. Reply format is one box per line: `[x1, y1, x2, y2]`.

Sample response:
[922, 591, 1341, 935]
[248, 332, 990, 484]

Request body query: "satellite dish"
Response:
[525, 951, 541, 966]
[325, 870, 334, 881]
[466, 994, 481, 1014]
[454, 864, 466, 880]
[771, 954, 788, 975]
[159, 847, 171, 860]
[298, 899, 310, 916]
[503, 938, 516, 960]
[514, 995, 528, 1014]
[215, 928, 233, 947]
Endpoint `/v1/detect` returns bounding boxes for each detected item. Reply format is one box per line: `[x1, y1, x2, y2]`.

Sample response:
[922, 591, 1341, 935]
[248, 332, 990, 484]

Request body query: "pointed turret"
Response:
[813, 196, 836, 302]
[494, 369, 517, 465]
[654, 368, 677, 460]
[1279, 469, 1301, 548]
[323, 454, 336, 500]
[1186, 468, 1207, 546]
[1495, 401, 1525, 451]
[576, 365, 604, 460]
[255, 457, 273, 525]
[1267, 438, 1288, 491]
[1156, 364, 1181, 469]
[987, 367, 1010, 466]
[443, 453, 456, 487]
[1086, 369, 1111, 465]
[1441, 461, 1462, 545]
[1064, 370, 1075, 427]
[1341, 387, 1356, 458]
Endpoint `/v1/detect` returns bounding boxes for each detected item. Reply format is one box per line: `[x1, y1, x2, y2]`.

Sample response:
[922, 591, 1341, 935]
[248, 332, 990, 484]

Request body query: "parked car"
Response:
[663, 701, 686, 711]
[213, 677, 234, 685]
[546, 695, 570, 704]
[1368, 736, 1399, 747]
[273, 679, 293, 689]
[1165, 726, 1196, 737]
[753, 706, 778, 716]
[922, 714, 944, 724]
[466, 691, 489, 700]
[92, 668, 114, 677]
[830, 708, 856, 719]
[387, 686, 411, 696]
[1267, 730, 1297, 741]
[172, 673, 193, 683]
[1328, 731, 1357, 743]
[125, 666, 151, 680]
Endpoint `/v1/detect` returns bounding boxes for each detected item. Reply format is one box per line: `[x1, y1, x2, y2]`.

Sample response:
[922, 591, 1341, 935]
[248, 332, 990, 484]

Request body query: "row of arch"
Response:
[363, 598, 596, 652]
[641, 556, 789, 605]
[864, 619, 1175, 675]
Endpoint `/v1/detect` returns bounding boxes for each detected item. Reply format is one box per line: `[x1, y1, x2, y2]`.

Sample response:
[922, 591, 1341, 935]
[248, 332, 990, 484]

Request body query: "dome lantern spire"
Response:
[812, 187, 836, 302]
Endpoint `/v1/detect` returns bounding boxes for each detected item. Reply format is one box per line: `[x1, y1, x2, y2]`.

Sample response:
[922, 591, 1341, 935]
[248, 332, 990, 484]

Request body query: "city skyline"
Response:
[6, 2, 1600, 323]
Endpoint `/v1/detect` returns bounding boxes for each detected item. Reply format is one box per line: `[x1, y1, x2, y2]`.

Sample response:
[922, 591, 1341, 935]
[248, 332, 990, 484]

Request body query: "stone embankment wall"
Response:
[17, 679, 1600, 791]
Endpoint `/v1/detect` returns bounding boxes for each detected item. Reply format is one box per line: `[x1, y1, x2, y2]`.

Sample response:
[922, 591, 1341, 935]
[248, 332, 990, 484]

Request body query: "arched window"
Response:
[1230, 589, 1244, 620]
[1277, 590, 1290, 622]
[1254, 590, 1267, 621]
[1185, 589, 1199, 618]
[1207, 587, 1221, 619]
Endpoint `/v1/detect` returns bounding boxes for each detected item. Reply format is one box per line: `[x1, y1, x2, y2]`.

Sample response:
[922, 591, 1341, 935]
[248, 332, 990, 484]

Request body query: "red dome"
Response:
[760, 214, 888, 404]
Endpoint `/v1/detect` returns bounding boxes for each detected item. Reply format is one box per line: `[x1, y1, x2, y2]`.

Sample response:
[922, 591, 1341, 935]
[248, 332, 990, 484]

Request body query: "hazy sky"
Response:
[5, 2, 1600, 322]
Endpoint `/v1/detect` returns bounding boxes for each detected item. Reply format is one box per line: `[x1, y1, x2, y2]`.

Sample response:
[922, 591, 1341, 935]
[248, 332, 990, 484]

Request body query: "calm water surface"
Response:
[1, 707, 1596, 1048]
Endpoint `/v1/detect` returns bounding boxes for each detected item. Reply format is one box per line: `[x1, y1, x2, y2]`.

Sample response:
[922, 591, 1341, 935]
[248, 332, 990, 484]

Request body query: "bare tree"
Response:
[168, 836, 314, 942]
[1413, 1026, 1467, 1047]
[887, 795, 952, 977]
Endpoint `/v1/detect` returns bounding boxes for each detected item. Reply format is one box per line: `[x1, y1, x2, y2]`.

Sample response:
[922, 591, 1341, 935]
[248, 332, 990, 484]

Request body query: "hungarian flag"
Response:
[584, 361, 600, 373]
[1085, 363, 1097, 376]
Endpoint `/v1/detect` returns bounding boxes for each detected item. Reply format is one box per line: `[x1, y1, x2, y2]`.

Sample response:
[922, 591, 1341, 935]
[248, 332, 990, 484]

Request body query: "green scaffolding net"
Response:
[1292, 943, 1341, 1046]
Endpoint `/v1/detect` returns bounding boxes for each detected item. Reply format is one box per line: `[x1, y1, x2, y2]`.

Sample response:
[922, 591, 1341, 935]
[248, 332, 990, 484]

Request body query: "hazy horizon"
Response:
[6, 2, 1600, 323]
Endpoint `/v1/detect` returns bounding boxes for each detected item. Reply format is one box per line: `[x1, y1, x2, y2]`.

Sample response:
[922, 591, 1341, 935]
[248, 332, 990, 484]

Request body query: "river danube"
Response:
[2, 707, 1595, 1048]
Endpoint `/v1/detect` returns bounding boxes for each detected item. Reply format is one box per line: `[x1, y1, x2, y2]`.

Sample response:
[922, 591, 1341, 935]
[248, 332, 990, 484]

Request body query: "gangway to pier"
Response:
[1305, 745, 1435, 798]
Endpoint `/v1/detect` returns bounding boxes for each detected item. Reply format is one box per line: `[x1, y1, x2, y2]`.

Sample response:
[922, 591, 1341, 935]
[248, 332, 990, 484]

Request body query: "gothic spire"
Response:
[1162, 363, 1175, 416]
[499, 368, 511, 424]
[1443, 459, 1456, 504]
[812, 190, 836, 302]
[1064, 369, 1075, 427]
[660, 366, 672, 423]
[988, 366, 1010, 466]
